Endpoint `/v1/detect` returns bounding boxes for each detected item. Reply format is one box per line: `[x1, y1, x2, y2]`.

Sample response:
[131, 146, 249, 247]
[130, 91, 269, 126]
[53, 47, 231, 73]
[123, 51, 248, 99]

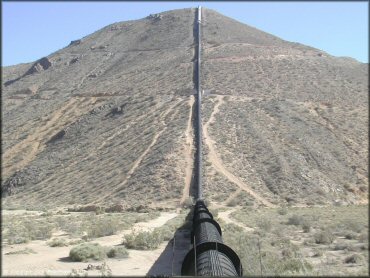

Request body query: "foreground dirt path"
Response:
[217, 208, 254, 232]
[2, 212, 178, 276]
[180, 96, 195, 205]
[203, 96, 276, 208]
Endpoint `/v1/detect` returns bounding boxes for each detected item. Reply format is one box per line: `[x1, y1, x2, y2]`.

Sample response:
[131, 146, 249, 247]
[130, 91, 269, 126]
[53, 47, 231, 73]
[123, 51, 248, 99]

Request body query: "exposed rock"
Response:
[69, 39, 81, 46]
[47, 129, 66, 144]
[69, 57, 79, 65]
[147, 13, 163, 21]
[4, 58, 51, 86]
[25, 57, 52, 75]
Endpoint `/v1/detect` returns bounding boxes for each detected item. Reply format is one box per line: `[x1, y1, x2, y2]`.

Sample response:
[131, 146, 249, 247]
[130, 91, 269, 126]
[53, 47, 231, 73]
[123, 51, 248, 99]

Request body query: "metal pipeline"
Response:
[196, 5, 203, 200]
[181, 200, 243, 276]
[182, 7, 243, 276]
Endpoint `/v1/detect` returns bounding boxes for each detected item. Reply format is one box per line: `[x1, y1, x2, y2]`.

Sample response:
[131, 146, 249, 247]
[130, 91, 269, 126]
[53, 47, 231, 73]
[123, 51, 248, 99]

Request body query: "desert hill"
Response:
[2, 8, 368, 210]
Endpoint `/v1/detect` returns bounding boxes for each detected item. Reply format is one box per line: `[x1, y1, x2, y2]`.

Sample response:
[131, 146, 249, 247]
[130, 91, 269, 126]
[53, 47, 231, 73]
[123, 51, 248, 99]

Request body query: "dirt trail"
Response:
[203, 96, 276, 208]
[217, 208, 254, 232]
[2, 97, 99, 178]
[2, 212, 178, 276]
[180, 96, 195, 205]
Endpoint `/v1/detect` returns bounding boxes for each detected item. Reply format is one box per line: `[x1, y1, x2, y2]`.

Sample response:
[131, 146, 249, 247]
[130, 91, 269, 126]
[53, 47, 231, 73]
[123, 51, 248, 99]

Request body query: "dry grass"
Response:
[223, 205, 368, 275]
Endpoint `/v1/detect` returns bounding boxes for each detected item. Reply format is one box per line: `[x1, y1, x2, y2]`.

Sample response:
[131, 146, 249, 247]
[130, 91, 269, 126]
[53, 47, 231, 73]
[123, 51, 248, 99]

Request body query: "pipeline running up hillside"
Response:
[181, 7, 243, 276]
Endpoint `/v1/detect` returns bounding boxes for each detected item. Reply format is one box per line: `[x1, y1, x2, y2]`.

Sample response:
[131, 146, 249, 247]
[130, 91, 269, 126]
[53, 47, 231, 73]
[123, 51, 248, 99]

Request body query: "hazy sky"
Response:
[2, 1, 368, 66]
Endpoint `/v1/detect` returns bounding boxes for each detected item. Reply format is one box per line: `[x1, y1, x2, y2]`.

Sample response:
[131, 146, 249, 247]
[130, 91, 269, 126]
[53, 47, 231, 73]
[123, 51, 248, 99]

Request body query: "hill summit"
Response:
[2, 8, 368, 210]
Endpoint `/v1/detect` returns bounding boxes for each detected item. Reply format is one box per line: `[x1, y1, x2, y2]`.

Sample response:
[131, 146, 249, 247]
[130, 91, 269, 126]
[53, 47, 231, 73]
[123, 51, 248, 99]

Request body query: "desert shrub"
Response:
[341, 219, 363, 233]
[302, 222, 311, 233]
[40, 211, 53, 217]
[345, 232, 357, 240]
[86, 218, 122, 238]
[358, 231, 368, 243]
[123, 230, 163, 250]
[226, 198, 238, 207]
[287, 215, 304, 226]
[67, 205, 105, 213]
[154, 226, 173, 241]
[279, 258, 313, 274]
[344, 254, 364, 264]
[106, 246, 129, 259]
[69, 243, 107, 262]
[68, 239, 86, 245]
[30, 223, 54, 240]
[4, 219, 54, 244]
[314, 230, 335, 244]
[312, 249, 323, 257]
[334, 243, 349, 251]
[47, 238, 68, 247]
[281, 248, 295, 259]
[5, 247, 36, 255]
[132, 211, 161, 223]
[6, 234, 29, 245]
[278, 206, 288, 215]
[257, 218, 272, 232]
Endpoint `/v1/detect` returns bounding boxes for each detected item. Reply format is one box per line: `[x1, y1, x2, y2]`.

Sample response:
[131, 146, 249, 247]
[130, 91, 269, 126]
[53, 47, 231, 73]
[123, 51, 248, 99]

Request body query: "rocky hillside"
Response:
[2, 8, 368, 210]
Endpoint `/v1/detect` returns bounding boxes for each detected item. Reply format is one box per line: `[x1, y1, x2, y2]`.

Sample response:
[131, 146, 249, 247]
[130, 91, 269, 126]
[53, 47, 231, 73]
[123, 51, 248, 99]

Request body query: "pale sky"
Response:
[2, 1, 368, 66]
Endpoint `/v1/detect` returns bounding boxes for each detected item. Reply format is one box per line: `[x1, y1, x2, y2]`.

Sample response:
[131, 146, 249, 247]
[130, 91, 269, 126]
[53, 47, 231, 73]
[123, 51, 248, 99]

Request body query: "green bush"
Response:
[302, 222, 311, 233]
[314, 230, 335, 244]
[278, 206, 288, 215]
[358, 231, 368, 243]
[4, 220, 54, 244]
[106, 246, 129, 259]
[334, 243, 349, 251]
[47, 238, 68, 247]
[123, 230, 163, 250]
[7, 235, 29, 245]
[69, 243, 107, 262]
[287, 215, 304, 226]
[5, 247, 36, 255]
[226, 198, 238, 207]
[345, 232, 357, 240]
[257, 218, 272, 232]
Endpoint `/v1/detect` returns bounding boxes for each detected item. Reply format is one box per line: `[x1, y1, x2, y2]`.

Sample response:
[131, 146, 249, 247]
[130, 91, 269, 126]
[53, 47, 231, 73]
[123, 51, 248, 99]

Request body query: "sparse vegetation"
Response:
[225, 205, 368, 275]
[3, 218, 54, 244]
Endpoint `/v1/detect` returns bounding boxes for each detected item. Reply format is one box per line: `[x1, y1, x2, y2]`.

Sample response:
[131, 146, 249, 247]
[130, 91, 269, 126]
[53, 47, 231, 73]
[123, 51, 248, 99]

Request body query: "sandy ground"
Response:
[2, 212, 178, 276]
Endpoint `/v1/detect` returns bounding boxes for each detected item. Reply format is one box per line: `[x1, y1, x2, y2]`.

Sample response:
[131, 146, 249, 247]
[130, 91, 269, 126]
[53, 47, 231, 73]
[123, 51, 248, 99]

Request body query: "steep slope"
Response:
[2, 8, 196, 209]
[1, 8, 368, 210]
[201, 9, 368, 206]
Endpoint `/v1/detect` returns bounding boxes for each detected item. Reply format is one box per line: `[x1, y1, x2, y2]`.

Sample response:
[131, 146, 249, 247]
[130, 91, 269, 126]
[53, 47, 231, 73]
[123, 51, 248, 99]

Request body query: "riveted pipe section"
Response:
[181, 200, 243, 276]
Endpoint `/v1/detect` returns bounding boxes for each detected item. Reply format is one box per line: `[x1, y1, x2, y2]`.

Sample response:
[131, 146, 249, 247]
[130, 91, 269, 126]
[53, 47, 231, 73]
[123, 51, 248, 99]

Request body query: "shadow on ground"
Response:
[147, 209, 193, 276]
